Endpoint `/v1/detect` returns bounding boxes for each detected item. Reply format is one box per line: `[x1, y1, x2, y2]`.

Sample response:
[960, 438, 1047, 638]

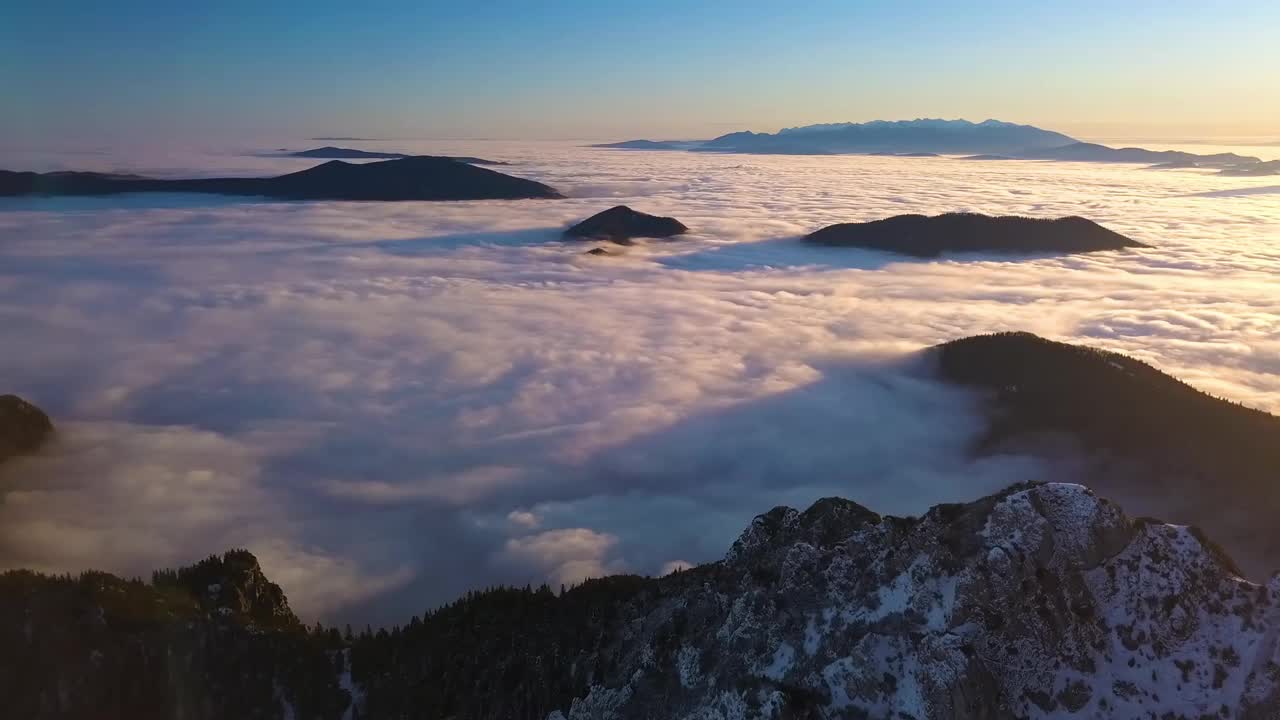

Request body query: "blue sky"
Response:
[5, 0, 1278, 142]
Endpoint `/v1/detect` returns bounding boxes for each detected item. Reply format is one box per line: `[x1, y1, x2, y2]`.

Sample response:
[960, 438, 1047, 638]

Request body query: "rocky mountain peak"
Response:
[553, 482, 1279, 718]
[726, 497, 881, 564]
[153, 549, 297, 629]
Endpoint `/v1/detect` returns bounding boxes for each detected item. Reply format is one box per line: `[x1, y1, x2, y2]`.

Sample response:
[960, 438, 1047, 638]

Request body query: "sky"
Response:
[5, 0, 1280, 144]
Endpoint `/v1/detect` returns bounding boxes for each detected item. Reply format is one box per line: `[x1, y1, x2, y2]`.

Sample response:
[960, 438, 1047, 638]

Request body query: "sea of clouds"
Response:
[1, 139, 1277, 623]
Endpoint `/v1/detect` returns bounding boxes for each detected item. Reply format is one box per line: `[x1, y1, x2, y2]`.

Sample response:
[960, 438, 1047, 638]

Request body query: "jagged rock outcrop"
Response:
[0, 394, 53, 464]
[0, 157, 560, 201]
[7, 484, 1278, 718]
[804, 213, 1146, 257]
[564, 206, 688, 243]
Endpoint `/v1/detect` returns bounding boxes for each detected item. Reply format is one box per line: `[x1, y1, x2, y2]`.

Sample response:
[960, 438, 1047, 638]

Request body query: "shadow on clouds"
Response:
[1184, 185, 1280, 198]
[660, 236, 1098, 273]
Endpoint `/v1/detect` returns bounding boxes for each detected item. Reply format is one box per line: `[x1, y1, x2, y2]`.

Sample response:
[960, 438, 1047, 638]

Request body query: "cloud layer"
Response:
[1, 140, 1277, 623]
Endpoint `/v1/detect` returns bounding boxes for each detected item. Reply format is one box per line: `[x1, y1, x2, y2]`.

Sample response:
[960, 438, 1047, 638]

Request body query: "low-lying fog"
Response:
[1, 140, 1277, 623]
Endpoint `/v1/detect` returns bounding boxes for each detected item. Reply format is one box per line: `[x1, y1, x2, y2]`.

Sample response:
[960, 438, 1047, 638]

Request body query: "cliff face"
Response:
[4, 484, 1276, 719]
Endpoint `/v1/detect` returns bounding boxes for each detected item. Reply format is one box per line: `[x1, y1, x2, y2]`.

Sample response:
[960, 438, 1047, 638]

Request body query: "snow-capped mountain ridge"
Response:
[552, 482, 1280, 719]
[777, 118, 1025, 135]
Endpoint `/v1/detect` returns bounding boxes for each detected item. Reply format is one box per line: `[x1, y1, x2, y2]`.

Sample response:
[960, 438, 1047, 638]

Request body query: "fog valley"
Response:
[2, 138, 1277, 630]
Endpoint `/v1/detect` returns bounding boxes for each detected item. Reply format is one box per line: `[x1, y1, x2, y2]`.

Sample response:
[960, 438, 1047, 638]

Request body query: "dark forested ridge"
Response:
[0, 394, 53, 464]
[932, 331, 1280, 575]
[0, 550, 350, 719]
[0, 157, 560, 201]
[804, 213, 1145, 257]
[934, 332, 1280, 454]
[0, 547, 666, 720]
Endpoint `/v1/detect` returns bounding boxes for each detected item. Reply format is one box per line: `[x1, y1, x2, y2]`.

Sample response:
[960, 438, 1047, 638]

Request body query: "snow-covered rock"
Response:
[545, 482, 1280, 718]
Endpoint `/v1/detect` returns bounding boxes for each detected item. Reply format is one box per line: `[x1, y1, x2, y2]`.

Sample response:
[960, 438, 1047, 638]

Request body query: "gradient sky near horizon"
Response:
[4, 0, 1279, 143]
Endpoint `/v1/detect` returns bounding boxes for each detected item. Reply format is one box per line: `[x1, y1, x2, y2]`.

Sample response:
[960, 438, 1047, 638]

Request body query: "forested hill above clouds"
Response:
[931, 331, 1280, 578]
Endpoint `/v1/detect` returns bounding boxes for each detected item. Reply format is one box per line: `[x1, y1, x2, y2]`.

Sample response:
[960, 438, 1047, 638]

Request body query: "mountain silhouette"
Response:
[589, 139, 700, 150]
[596, 119, 1271, 168]
[564, 205, 688, 243]
[697, 119, 1075, 155]
[1019, 141, 1259, 166]
[0, 157, 560, 201]
[0, 394, 53, 464]
[1218, 159, 1280, 176]
[804, 213, 1145, 257]
[289, 147, 507, 164]
[933, 331, 1280, 577]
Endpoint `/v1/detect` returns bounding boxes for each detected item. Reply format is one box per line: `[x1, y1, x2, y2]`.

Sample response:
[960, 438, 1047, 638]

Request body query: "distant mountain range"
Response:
[589, 139, 706, 151]
[1018, 141, 1257, 167]
[594, 119, 1271, 172]
[288, 147, 507, 165]
[291, 146, 410, 159]
[1218, 159, 1280, 176]
[701, 118, 1075, 155]
[0, 157, 560, 201]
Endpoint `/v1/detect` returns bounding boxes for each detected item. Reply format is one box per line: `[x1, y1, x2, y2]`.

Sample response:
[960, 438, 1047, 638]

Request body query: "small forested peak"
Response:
[564, 205, 689, 243]
[152, 548, 298, 629]
[0, 393, 54, 463]
[804, 213, 1144, 257]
